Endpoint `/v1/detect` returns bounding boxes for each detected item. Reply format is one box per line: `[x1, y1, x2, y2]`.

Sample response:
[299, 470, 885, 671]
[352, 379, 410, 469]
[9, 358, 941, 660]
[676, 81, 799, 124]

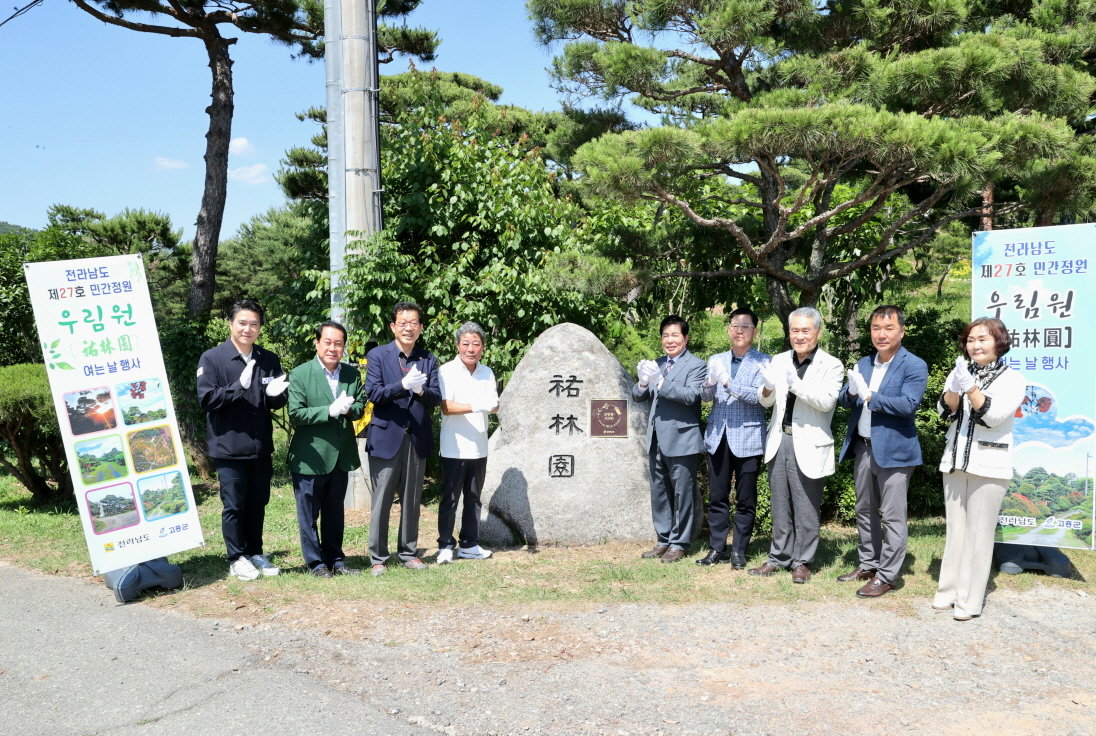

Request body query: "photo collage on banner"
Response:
[972, 223, 1096, 551]
[24, 254, 204, 573]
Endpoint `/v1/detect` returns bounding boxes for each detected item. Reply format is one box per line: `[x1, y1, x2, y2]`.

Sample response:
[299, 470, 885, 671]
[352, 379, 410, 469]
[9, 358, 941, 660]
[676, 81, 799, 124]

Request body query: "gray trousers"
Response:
[648, 445, 700, 550]
[852, 438, 914, 584]
[368, 435, 426, 565]
[766, 433, 824, 569]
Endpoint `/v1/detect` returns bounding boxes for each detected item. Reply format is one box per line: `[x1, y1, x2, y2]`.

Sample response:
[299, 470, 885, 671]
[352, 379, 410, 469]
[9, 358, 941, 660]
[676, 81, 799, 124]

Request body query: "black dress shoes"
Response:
[730, 554, 747, 569]
[695, 550, 731, 566]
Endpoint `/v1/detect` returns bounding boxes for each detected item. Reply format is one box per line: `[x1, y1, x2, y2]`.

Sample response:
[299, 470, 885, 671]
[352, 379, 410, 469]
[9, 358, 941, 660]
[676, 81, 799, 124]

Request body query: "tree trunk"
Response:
[187, 33, 237, 321]
[980, 183, 994, 232]
[842, 293, 859, 359]
[758, 167, 797, 343]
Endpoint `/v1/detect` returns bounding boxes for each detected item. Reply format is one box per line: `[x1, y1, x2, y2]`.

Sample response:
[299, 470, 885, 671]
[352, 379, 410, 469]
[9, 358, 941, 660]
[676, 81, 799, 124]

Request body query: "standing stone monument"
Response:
[478, 323, 653, 546]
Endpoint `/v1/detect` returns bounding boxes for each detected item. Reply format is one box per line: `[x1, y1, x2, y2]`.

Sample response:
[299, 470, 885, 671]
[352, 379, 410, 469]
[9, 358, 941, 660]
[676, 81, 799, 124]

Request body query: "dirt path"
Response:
[163, 576, 1094, 735]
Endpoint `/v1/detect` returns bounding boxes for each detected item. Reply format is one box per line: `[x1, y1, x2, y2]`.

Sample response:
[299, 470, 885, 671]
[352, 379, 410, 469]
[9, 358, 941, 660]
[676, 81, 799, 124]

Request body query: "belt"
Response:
[781, 426, 793, 435]
[859, 435, 872, 445]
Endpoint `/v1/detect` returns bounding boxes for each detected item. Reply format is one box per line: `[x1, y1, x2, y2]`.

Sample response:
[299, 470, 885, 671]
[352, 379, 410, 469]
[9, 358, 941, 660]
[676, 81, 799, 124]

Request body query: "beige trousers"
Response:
[934, 471, 1007, 618]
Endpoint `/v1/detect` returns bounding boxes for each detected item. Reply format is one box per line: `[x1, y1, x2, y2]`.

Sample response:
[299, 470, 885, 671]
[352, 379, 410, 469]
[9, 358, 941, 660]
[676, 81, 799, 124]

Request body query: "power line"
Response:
[0, 0, 45, 29]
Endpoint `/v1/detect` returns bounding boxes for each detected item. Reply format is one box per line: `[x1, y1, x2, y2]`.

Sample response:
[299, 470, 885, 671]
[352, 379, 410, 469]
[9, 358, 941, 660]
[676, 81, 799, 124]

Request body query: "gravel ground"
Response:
[208, 581, 1093, 736]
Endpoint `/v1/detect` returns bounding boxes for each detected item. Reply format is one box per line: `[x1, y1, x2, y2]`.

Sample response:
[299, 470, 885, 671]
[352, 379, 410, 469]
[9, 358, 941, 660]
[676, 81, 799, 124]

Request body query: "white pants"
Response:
[934, 471, 1006, 618]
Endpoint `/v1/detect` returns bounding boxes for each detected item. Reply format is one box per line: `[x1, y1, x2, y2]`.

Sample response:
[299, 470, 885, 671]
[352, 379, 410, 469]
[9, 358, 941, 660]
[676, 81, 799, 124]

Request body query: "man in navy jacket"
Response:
[364, 301, 441, 575]
[837, 305, 928, 598]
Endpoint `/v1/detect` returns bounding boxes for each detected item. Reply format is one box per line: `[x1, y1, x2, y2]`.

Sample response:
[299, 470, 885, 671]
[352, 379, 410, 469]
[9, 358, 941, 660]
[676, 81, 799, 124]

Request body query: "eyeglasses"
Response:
[728, 323, 755, 331]
[394, 321, 421, 329]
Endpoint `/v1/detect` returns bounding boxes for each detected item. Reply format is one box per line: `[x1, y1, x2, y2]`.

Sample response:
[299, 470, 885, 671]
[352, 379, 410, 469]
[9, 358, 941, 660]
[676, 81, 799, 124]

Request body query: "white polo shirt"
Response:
[439, 358, 498, 459]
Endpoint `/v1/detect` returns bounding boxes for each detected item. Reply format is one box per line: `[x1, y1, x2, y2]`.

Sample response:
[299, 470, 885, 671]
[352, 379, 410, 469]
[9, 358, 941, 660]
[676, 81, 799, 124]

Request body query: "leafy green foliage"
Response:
[214, 201, 330, 368]
[530, 0, 1096, 327]
[342, 84, 625, 375]
[0, 226, 114, 366]
[0, 364, 69, 506]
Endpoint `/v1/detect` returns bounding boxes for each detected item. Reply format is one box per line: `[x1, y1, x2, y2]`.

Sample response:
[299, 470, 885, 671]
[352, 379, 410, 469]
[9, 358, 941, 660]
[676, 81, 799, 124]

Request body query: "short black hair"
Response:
[869, 305, 906, 327]
[391, 301, 423, 323]
[315, 320, 347, 342]
[228, 299, 265, 325]
[659, 314, 689, 336]
[728, 307, 758, 327]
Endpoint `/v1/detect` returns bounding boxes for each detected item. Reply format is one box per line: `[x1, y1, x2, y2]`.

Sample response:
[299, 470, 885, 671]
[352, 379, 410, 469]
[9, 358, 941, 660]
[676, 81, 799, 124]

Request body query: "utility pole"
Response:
[325, 0, 383, 509]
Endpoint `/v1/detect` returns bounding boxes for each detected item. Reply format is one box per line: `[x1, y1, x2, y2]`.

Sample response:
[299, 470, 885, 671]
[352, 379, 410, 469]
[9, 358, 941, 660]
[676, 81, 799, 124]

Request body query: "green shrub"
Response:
[0, 364, 71, 506]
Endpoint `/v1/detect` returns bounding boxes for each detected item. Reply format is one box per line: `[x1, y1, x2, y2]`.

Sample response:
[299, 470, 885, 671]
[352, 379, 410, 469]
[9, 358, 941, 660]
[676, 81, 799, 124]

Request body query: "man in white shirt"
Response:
[436, 322, 499, 563]
[836, 305, 928, 597]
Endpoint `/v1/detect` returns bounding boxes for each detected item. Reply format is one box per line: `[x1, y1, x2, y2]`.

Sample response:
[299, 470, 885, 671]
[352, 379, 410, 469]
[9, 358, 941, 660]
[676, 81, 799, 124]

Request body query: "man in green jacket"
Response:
[287, 321, 365, 577]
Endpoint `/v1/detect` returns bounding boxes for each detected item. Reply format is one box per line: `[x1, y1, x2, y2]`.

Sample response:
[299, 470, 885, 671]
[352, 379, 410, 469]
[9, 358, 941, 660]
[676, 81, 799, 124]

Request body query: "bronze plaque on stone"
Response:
[590, 399, 628, 438]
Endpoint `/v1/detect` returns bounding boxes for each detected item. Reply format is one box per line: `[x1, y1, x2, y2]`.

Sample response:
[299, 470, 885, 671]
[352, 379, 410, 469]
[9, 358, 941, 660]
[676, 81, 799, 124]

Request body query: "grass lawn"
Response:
[1, 471, 1091, 618]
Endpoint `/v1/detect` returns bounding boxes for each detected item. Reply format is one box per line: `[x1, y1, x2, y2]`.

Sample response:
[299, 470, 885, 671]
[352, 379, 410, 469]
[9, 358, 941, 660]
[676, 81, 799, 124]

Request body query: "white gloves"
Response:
[785, 365, 799, 388]
[265, 373, 289, 397]
[953, 356, 975, 394]
[761, 361, 780, 391]
[402, 366, 427, 393]
[637, 360, 660, 387]
[943, 370, 958, 394]
[706, 358, 730, 388]
[239, 358, 256, 389]
[328, 390, 355, 418]
[847, 368, 869, 400]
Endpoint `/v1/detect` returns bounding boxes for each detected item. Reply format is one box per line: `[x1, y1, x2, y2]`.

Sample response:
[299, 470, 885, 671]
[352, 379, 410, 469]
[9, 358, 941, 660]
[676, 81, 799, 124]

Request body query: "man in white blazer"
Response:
[749, 307, 843, 583]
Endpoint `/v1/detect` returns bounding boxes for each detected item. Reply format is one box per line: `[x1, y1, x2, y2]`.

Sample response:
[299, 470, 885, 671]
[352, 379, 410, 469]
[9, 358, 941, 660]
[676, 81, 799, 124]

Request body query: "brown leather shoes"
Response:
[660, 547, 686, 563]
[641, 545, 669, 559]
[856, 577, 892, 598]
[791, 564, 812, 583]
[837, 567, 876, 583]
[748, 562, 781, 577]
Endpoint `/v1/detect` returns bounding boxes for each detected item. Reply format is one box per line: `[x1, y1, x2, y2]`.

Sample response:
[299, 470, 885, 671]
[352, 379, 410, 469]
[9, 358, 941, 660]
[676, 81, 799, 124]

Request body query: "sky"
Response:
[0, 1, 571, 240]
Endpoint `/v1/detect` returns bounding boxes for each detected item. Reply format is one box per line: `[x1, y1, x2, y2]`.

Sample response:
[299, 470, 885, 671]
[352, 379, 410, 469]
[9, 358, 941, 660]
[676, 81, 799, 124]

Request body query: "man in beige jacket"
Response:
[749, 307, 843, 583]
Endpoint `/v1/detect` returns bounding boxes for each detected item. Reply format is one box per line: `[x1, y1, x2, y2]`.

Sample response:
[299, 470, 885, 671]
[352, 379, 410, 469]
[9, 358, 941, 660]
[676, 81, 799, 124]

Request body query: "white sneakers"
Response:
[249, 554, 280, 576]
[437, 546, 492, 562]
[229, 556, 260, 581]
[456, 545, 493, 560]
[229, 555, 279, 580]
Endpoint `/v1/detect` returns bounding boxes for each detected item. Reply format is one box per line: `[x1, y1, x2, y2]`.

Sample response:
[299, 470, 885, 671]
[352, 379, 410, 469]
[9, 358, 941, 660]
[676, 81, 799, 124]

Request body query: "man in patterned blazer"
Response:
[698, 307, 771, 568]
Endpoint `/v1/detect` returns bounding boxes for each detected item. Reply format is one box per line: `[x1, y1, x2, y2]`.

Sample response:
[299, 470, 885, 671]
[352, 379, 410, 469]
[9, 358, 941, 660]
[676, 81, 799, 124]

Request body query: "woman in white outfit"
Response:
[935, 317, 1025, 620]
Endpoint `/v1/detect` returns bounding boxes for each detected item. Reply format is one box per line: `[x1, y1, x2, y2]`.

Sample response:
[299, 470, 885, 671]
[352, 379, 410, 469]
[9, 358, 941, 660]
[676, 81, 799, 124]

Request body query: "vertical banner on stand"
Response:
[24, 254, 204, 574]
[972, 224, 1095, 551]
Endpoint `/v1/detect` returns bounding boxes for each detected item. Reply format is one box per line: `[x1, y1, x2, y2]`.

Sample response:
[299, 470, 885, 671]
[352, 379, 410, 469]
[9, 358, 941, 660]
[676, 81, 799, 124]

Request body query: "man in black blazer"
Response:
[365, 301, 441, 576]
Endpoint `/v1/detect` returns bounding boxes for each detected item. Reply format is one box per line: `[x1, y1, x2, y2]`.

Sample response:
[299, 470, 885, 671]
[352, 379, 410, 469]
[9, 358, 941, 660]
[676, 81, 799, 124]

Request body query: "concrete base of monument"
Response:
[477, 323, 654, 546]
